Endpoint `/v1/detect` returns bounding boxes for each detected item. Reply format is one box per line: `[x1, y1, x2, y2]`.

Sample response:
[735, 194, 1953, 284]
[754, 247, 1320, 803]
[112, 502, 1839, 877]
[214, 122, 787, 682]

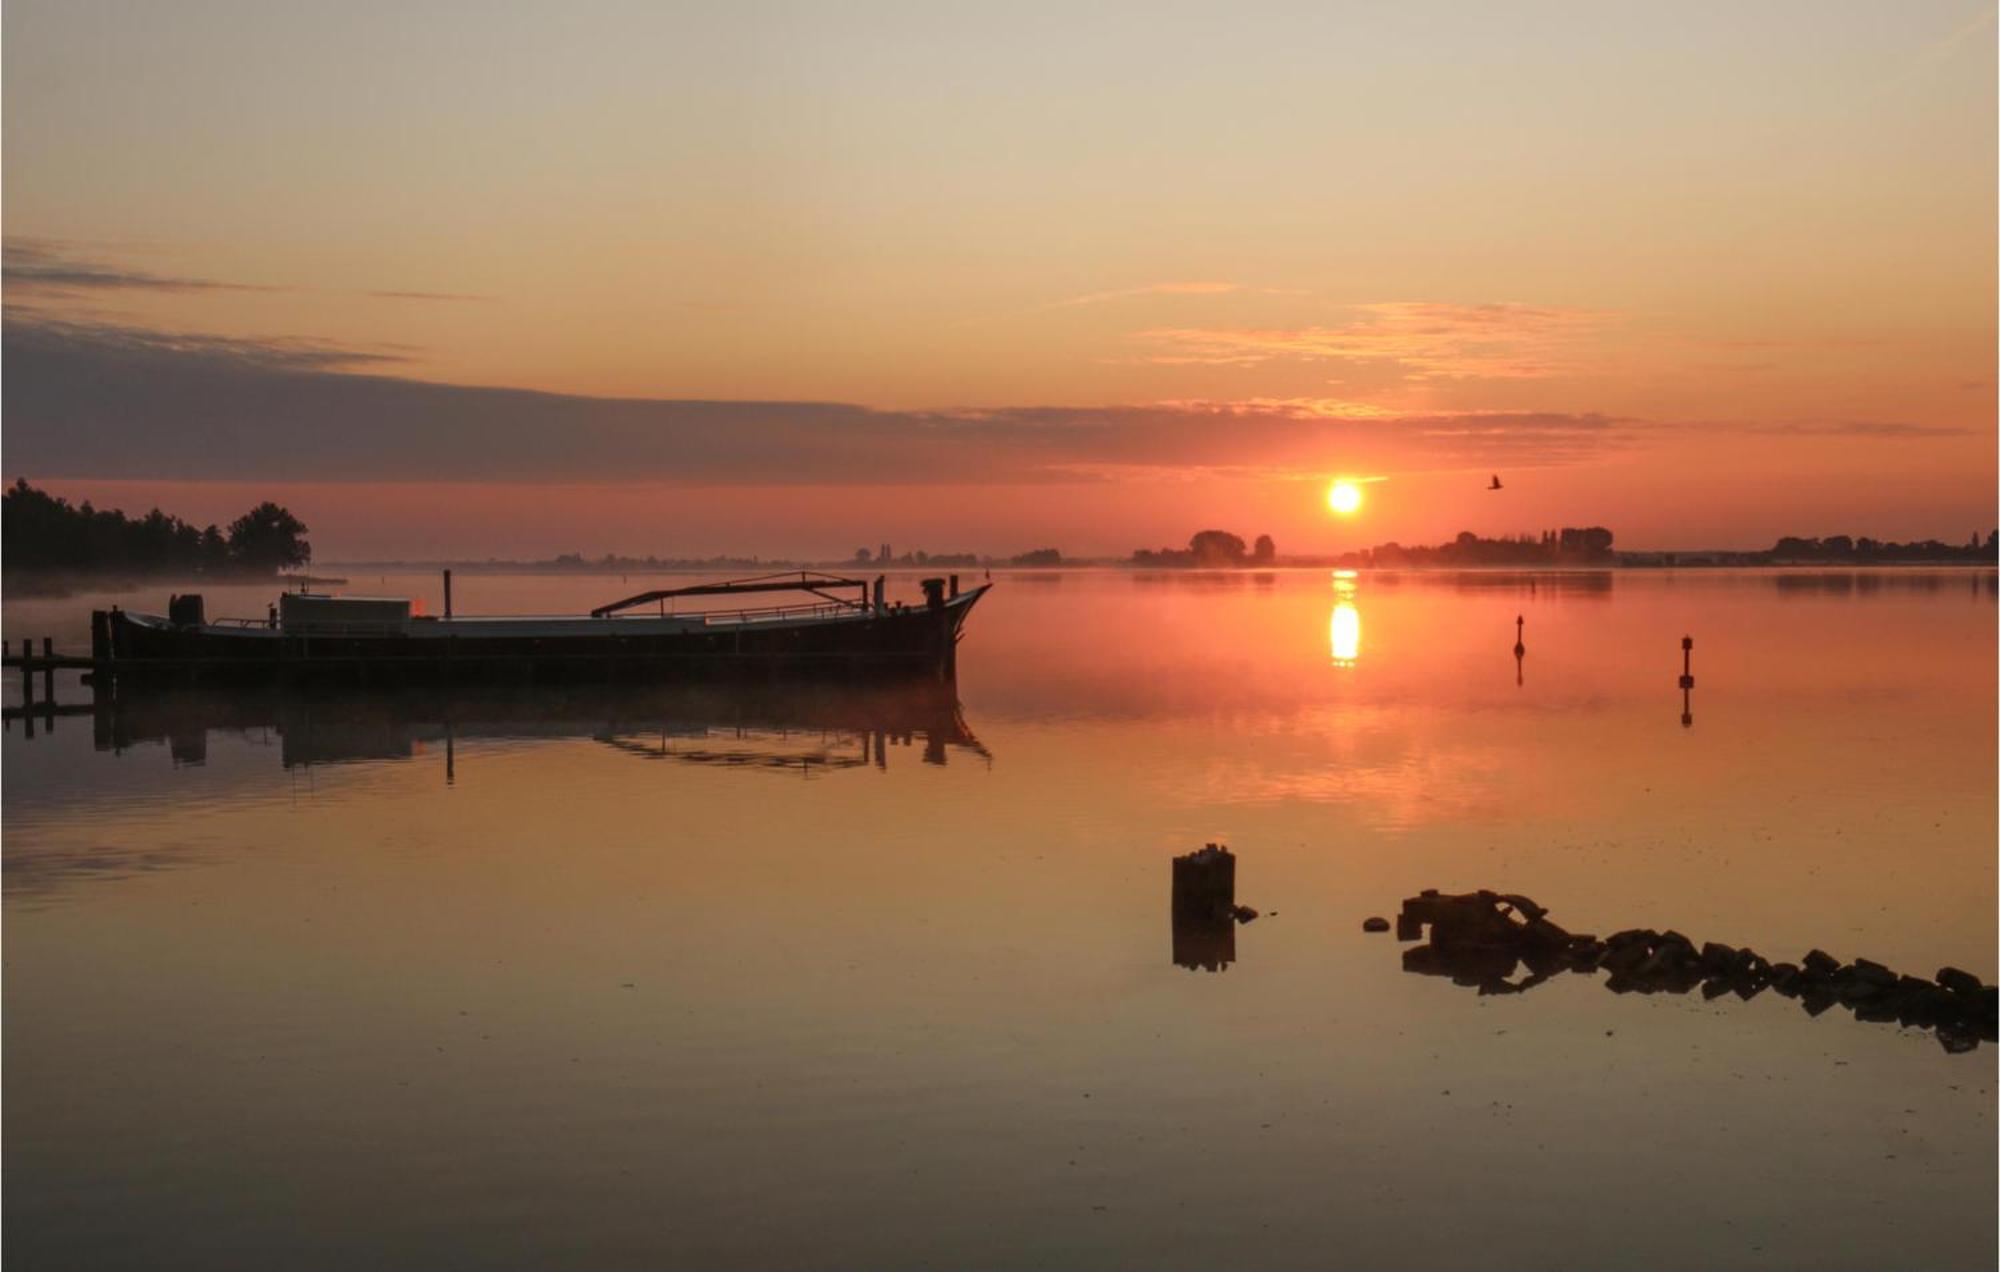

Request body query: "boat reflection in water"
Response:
[81, 679, 986, 778]
[1330, 570, 1361, 667]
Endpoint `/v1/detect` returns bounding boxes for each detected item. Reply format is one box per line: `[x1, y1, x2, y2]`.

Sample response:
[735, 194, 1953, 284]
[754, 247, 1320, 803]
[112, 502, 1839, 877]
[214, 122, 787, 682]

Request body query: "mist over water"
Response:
[5, 569, 1995, 1269]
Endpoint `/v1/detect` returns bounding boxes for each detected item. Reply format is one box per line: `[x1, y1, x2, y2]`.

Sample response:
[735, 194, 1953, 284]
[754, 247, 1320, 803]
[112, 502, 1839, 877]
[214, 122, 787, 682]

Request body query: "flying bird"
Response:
[1488, 475, 1503, 491]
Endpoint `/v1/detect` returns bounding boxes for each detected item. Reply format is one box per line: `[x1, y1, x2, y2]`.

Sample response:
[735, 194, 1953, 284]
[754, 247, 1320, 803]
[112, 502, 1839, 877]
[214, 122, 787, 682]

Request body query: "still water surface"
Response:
[6, 569, 1995, 1269]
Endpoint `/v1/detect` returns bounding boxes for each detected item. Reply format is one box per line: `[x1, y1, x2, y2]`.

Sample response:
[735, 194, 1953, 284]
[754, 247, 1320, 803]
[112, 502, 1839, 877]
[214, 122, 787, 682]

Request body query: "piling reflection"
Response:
[61, 680, 986, 777]
[1678, 635, 1696, 728]
[1395, 890, 1998, 1055]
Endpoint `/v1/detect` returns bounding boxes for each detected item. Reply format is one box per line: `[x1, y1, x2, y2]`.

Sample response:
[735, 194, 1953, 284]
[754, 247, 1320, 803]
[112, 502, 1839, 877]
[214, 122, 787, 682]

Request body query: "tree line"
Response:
[1132, 530, 1277, 567]
[2, 479, 312, 577]
[1336, 527, 1615, 568]
[1767, 532, 1995, 562]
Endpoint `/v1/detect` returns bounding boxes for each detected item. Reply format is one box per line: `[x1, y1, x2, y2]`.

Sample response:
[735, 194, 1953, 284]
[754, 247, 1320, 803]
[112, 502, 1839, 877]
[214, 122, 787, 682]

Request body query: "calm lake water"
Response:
[5, 568, 1995, 1270]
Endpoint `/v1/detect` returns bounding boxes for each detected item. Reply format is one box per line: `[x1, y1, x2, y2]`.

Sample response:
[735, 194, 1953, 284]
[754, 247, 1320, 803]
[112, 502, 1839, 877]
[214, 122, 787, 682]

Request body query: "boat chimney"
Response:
[873, 575, 886, 615]
[168, 594, 205, 628]
[949, 574, 959, 598]
[443, 569, 453, 620]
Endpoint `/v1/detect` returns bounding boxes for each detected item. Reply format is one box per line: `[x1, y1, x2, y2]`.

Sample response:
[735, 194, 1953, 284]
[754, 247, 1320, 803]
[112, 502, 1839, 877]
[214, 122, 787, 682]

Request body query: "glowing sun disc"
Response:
[1327, 481, 1363, 515]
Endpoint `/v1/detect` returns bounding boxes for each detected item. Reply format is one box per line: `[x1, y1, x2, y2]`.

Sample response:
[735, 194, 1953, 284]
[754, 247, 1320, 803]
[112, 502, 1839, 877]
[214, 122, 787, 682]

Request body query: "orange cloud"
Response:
[1130, 301, 1617, 379]
[1055, 281, 1246, 307]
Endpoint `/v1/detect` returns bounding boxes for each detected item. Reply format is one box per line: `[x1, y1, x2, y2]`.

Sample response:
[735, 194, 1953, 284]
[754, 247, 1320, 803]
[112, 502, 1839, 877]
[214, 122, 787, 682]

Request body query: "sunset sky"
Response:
[5, 0, 1994, 559]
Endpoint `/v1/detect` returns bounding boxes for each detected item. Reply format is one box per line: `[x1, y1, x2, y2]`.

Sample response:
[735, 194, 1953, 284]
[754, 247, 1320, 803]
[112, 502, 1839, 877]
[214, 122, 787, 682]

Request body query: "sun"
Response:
[1326, 480, 1364, 516]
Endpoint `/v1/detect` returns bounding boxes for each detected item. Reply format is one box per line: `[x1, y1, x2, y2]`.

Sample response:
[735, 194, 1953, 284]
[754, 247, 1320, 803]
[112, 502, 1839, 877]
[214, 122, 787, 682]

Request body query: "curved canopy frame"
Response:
[590, 571, 871, 618]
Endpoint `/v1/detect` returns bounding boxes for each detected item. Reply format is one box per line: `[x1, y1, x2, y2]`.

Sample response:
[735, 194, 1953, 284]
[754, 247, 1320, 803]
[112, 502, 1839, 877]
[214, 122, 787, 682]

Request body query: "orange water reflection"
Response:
[1330, 570, 1361, 667]
[3, 568, 1996, 1271]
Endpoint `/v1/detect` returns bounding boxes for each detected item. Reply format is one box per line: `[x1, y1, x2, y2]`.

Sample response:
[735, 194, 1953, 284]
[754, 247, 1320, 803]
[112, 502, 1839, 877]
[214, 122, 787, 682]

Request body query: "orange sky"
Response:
[4, 1, 1994, 557]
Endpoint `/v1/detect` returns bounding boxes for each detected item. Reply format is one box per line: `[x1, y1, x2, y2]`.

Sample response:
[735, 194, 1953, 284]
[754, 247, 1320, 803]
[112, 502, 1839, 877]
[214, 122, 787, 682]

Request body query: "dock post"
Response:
[949, 574, 960, 598]
[444, 569, 453, 620]
[19, 638, 34, 713]
[1679, 635, 1695, 728]
[1173, 843, 1236, 920]
[42, 637, 54, 701]
[1171, 844, 1239, 971]
[873, 575, 885, 616]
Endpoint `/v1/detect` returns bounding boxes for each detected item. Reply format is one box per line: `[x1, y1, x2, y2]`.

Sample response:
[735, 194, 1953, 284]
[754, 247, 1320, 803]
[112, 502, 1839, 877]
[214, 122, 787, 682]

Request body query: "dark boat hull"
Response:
[99, 589, 985, 686]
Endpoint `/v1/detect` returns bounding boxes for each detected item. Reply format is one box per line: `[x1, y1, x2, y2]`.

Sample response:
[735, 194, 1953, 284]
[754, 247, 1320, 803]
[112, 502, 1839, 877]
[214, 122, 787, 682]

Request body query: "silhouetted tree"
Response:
[1189, 529, 1248, 567]
[1558, 527, 1614, 558]
[226, 502, 312, 571]
[1251, 534, 1276, 564]
[3, 478, 299, 576]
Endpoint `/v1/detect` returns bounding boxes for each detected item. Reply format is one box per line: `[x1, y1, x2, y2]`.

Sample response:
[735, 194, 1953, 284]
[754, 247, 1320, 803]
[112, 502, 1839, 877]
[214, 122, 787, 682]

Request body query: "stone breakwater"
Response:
[1392, 889, 1998, 1055]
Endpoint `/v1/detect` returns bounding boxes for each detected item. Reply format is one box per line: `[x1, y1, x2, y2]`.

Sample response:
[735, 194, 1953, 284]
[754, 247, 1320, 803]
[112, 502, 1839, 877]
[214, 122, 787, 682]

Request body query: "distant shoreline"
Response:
[324, 558, 1998, 574]
[8, 558, 1993, 599]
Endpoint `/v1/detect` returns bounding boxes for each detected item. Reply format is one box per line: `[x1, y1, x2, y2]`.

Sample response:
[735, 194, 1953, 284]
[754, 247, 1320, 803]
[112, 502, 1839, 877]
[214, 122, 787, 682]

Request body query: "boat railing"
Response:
[695, 600, 862, 625]
[201, 599, 869, 632]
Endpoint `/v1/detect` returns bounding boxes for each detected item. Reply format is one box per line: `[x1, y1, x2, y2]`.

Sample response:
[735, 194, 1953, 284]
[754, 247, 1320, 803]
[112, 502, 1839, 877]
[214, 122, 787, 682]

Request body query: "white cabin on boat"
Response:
[278, 593, 413, 636]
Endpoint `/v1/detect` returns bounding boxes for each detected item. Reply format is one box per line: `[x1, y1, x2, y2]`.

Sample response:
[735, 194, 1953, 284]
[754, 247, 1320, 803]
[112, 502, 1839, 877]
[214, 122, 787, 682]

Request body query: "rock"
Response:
[1524, 917, 1572, 948]
[1603, 942, 1651, 973]
[1496, 893, 1548, 921]
[1565, 940, 1606, 970]
[1800, 989, 1839, 1017]
[1850, 959, 1896, 987]
[1231, 905, 1259, 924]
[1935, 1021, 1981, 1054]
[1937, 967, 1983, 996]
[1635, 949, 1679, 978]
[1384, 891, 1993, 1056]
[1363, 916, 1390, 933]
[1802, 949, 1841, 976]
[1921, 986, 1963, 1019]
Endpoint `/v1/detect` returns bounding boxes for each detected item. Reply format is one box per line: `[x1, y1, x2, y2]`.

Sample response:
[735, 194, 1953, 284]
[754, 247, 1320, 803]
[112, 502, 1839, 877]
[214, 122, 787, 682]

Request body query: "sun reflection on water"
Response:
[1330, 570, 1360, 667]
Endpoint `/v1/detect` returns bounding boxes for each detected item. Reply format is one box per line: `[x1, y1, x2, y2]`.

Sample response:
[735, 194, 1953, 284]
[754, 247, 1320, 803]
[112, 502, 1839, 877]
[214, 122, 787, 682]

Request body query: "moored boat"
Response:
[94, 571, 988, 684]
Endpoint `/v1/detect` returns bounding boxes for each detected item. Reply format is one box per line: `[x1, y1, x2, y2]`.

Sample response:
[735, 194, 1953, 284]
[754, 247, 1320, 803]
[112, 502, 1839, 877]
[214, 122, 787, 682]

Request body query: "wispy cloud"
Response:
[3, 312, 1642, 485]
[1057, 281, 1246, 307]
[1131, 301, 1616, 379]
[365, 290, 495, 303]
[5, 313, 401, 372]
[7, 313, 1953, 489]
[2, 239, 282, 295]
[1053, 281, 1312, 308]
[1698, 419, 1971, 439]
